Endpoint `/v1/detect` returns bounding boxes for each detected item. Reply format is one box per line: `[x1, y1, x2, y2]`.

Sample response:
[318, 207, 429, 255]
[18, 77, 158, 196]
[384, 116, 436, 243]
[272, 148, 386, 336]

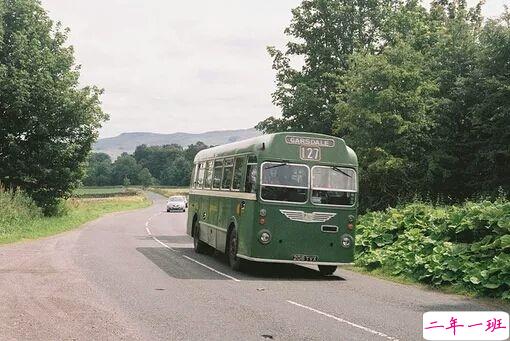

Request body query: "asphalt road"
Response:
[0, 192, 505, 341]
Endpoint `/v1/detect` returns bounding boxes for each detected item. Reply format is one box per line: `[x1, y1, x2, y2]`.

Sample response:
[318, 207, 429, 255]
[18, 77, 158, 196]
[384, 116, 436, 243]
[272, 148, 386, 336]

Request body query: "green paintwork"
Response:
[187, 132, 358, 265]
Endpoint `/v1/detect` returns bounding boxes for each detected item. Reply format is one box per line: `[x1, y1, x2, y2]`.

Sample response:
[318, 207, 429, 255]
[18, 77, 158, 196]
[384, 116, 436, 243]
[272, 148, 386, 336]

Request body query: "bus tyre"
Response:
[193, 221, 208, 254]
[318, 265, 337, 276]
[227, 228, 244, 271]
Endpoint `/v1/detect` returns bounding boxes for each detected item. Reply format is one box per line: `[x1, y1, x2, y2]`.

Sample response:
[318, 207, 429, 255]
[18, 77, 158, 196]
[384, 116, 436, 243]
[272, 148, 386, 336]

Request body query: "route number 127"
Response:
[300, 146, 321, 161]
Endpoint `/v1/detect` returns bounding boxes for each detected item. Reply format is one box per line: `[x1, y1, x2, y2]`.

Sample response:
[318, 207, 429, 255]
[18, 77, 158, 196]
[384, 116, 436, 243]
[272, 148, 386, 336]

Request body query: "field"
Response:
[73, 186, 139, 198]
[149, 186, 189, 198]
[0, 189, 150, 245]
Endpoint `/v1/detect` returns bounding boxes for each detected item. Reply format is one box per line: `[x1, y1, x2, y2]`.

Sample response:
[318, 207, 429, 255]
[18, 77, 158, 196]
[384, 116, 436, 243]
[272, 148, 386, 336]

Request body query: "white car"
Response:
[166, 196, 187, 212]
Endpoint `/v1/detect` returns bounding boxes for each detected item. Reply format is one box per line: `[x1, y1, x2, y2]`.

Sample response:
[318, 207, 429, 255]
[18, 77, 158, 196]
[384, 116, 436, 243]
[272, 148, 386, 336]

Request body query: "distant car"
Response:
[166, 196, 187, 212]
[173, 195, 188, 208]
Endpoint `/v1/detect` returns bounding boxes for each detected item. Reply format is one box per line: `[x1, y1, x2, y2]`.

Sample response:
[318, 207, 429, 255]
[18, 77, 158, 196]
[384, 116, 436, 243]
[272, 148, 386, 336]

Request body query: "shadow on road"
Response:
[136, 247, 228, 280]
[137, 242, 346, 281]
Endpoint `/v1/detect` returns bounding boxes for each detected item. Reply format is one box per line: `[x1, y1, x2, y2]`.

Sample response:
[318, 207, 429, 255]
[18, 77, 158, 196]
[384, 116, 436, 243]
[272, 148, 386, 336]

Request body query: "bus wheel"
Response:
[193, 221, 208, 254]
[318, 265, 337, 276]
[227, 228, 244, 271]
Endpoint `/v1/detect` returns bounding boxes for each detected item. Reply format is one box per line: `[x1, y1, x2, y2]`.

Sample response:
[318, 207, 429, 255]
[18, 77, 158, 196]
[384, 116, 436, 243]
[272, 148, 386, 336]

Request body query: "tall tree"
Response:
[111, 154, 142, 186]
[160, 156, 192, 186]
[256, 0, 400, 134]
[0, 0, 107, 214]
[83, 153, 113, 186]
[336, 41, 439, 210]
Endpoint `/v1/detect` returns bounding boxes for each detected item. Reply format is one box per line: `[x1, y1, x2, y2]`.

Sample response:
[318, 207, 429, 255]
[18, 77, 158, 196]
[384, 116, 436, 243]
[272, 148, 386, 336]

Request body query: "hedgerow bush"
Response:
[355, 199, 510, 300]
[0, 187, 42, 235]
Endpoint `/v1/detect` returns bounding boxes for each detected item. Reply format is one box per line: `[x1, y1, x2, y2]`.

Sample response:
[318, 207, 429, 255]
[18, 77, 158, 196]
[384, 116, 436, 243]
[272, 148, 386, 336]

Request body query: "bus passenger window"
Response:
[232, 157, 245, 190]
[191, 163, 198, 188]
[245, 164, 257, 193]
[212, 159, 223, 189]
[204, 160, 213, 189]
[221, 158, 234, 190]
[197, 162, 206, 188]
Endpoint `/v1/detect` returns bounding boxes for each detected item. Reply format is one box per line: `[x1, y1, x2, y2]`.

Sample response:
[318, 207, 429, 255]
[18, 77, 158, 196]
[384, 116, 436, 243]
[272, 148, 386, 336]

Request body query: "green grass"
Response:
[149, 186, 189, 198]
[72, 186, 141, 198]
[73, 186, 127, 195]
[0, 195, 150, 245]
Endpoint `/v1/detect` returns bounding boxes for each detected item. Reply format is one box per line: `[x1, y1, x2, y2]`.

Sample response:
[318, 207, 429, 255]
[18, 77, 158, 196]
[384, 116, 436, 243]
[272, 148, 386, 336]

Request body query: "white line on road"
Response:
[152, 236, 177, 252]
[287, 300, 399, 341]
[182, 255, 241, 282]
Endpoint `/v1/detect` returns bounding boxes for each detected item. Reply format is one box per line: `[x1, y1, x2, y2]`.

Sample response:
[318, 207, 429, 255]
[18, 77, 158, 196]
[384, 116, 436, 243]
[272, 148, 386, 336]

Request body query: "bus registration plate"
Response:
[293, 254, 318, 262]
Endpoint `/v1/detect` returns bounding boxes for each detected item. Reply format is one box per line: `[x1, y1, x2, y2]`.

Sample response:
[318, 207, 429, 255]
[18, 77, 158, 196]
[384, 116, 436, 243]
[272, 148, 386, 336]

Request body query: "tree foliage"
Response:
[0, 0, 107, 214]
[259, 0, 510, 210]
[83, 141, 208, 187]
[256, 0, 400, 134]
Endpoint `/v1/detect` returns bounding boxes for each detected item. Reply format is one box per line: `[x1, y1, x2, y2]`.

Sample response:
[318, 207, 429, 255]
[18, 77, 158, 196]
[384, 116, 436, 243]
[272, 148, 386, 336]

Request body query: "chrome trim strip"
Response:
[189, 189, 256, 201]
[321, 225, 339, 233]
[237, 254, 353, 266]
[199, 221, 227, 233]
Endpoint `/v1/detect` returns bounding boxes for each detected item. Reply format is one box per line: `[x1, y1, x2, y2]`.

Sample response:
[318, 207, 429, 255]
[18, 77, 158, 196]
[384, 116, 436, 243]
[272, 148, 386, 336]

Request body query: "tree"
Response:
[336, 41, 439, 210]
[161, 156, 192, 186]
[138, 167, 155, 187]
[0, 0, 107, 214]
[256, 0, 400, 134]
[133, 144, 183, 183]
[184, 141, 208, 162]
[111, 154, 141, 185]
[83, 153, 113, 186]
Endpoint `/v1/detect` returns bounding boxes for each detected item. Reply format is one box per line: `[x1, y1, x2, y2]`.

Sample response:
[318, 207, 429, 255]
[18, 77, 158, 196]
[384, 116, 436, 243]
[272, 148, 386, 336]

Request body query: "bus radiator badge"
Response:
[280, 210, 336, 223]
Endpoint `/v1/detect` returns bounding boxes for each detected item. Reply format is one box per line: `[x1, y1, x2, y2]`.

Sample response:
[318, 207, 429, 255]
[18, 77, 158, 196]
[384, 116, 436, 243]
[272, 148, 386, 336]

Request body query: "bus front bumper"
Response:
[236, 254, 354, 267]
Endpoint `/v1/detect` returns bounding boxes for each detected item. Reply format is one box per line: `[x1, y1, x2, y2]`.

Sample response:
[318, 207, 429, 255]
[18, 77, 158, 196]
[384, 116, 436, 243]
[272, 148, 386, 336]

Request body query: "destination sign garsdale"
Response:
[285, 136, 336, 148]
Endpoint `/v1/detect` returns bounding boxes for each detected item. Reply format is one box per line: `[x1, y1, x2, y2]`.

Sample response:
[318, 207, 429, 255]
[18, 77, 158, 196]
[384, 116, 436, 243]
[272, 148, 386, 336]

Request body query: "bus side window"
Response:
[221, 158, 234, 190]
[197, 162, 206, 188]
[245, 156, 257, 193]
[232, 157, 245, 191]
[191, 163, 198, 188]
[204, 160, 213, 189]
[212, 159, 223, 189]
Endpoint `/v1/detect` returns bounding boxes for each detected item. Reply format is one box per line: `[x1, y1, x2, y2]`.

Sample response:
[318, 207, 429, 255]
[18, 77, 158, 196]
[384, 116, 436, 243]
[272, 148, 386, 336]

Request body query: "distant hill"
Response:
[94, 128, 261, 159]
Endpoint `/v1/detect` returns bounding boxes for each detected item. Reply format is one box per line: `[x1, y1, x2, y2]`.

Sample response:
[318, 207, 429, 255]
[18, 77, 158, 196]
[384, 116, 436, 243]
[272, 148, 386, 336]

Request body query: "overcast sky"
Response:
[40, 0, 508, 138]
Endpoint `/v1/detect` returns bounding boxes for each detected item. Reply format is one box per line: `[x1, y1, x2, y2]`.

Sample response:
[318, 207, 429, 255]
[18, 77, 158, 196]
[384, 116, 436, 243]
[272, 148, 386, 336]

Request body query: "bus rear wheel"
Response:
[193, 220, 208, 254]
[318, 265, 337, 276]
[227, 228, 244, 271]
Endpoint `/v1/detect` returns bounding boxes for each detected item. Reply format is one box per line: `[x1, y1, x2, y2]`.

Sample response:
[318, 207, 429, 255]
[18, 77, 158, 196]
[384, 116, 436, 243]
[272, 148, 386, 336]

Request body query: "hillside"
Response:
[94, 128, 261, 158]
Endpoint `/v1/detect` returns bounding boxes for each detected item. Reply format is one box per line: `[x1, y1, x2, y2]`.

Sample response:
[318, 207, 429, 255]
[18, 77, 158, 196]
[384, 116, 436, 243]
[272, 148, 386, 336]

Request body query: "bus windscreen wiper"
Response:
[332, 166, 352, 178]
[265, 162, 288, 170]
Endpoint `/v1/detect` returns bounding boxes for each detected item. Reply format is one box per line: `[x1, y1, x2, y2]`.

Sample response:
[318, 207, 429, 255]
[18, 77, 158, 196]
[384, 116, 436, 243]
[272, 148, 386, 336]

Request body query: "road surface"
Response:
[0, 192, 505, 340]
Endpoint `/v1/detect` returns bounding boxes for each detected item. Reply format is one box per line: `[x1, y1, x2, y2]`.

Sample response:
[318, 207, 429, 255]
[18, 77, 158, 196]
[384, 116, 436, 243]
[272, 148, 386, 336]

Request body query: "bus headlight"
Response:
[340, 234, 353, 248]
[259, 230, 271, 244]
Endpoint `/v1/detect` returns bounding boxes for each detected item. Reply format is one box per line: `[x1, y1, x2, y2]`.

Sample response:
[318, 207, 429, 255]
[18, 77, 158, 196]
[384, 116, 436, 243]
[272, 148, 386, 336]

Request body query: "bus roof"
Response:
[194, 132, 357, 167]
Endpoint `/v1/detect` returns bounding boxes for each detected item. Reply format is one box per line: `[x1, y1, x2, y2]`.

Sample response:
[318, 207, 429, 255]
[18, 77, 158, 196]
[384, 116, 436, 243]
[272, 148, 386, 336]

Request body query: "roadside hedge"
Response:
[0, 187, 42, 235]
[355, 199, 510, 300]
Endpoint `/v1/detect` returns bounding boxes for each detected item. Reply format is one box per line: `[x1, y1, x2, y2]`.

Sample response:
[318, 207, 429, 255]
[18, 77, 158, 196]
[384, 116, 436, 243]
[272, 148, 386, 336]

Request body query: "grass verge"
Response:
[0, 194, 150, 245]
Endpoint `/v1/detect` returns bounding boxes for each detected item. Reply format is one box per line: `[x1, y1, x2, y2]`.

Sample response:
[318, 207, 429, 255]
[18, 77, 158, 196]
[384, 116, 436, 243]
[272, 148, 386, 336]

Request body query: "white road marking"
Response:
[144, 211, 240, 282]
[182, 255, 241, 282]
[287, 300, 399, 341]
[152, 236, 176, 252]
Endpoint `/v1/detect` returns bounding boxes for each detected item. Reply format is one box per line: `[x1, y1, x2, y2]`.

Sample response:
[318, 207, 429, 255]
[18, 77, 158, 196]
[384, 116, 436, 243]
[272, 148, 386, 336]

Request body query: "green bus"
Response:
[187, 132, 358, 275]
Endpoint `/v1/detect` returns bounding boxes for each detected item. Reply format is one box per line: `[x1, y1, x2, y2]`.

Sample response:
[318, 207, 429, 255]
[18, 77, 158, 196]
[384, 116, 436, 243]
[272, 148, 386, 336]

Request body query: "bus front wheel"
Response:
[318, 265, 337, 276]
[193, 221, 208, 254]
[227, 228, 244, 271]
